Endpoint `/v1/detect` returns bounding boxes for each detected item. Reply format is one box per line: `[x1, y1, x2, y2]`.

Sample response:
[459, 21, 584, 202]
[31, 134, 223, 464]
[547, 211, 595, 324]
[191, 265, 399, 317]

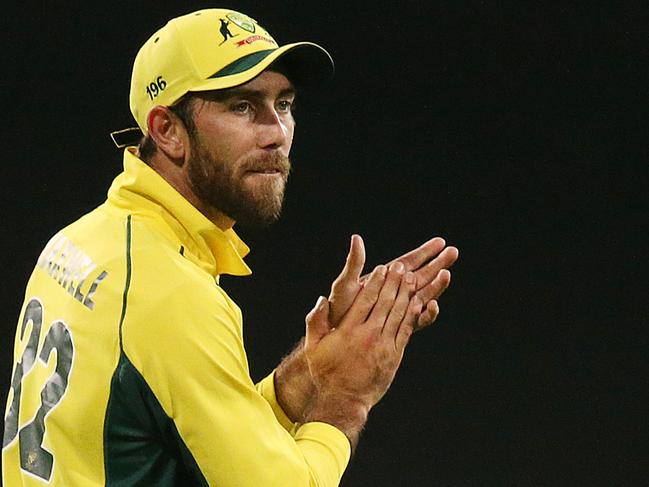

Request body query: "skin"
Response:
[304, 262, 421, 445]
[331, 234, 459, 330]
[146, 71, 296, 230]
[144, 70, 459, 449]
[275, 235, 459, 425]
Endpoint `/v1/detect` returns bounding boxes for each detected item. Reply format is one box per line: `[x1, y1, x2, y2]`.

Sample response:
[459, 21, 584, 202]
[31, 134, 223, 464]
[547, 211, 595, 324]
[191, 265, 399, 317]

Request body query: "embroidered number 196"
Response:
[2, 298, 74, 481]
[145, 75, 167, 100]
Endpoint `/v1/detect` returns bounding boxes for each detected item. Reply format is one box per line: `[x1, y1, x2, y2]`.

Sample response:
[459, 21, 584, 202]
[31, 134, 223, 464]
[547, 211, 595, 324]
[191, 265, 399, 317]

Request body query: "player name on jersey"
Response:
[36, 234, 107, 310]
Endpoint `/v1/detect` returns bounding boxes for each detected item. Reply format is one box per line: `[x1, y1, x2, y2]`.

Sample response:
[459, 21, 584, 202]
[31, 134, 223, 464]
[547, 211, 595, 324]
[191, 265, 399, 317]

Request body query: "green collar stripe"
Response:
[210, 49, 276, 78]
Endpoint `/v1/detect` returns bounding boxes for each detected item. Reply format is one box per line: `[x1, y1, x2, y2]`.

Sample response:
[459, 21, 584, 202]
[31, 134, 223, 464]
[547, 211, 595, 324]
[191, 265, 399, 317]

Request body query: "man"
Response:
[2, 8, 458, 486]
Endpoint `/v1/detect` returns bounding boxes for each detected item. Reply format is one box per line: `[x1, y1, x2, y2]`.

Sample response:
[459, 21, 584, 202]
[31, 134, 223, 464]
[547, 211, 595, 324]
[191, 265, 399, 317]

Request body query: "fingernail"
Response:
[316, 296, 326, 310]
[377, 265, 387, 277]
[394, 261, 405, 274]
[405, 271, 415, 284]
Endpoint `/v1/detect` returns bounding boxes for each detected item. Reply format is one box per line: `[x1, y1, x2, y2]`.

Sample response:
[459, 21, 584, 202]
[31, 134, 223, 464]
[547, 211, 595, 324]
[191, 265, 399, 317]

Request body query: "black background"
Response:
[2, 1, 647, 485]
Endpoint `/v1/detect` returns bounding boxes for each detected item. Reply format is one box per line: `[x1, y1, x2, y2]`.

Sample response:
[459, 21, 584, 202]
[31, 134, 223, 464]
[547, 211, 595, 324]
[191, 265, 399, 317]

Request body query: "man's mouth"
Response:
[242, 152, 291, 178]
[246, 168, 282, 175]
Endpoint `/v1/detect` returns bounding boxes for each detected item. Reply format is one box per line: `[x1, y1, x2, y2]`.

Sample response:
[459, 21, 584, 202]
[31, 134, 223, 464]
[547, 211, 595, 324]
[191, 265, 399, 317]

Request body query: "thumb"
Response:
[329, 235, 366, 325]
[342, 234, 366, 282]
[305, 296, 331, 348]
[330, 235, 366, 296]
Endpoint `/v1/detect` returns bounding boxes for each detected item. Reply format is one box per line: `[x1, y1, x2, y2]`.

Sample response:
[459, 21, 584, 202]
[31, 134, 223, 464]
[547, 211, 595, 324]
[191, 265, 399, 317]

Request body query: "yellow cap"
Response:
[129, 9, 334, 135]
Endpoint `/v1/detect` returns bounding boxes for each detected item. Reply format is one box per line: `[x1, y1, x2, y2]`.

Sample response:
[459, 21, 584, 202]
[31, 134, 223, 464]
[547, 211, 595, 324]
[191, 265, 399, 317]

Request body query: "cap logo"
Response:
[235, 35, 276, 47]
[218, 18, 238, 45]
[226, 12, 256, 33]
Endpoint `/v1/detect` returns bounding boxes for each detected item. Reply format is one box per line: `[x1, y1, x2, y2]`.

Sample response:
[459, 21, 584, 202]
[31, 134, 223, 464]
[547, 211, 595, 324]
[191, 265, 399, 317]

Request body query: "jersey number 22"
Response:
[3, 298, 74, 481]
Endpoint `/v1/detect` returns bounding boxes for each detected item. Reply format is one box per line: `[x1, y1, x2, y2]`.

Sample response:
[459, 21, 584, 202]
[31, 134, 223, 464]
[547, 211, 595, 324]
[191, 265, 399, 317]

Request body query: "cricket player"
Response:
[2, 8, 458, 486]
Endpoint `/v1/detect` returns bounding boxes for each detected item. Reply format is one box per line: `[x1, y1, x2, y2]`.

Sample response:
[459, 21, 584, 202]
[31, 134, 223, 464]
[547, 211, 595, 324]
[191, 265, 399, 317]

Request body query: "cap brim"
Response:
[188, 41, 334, 93]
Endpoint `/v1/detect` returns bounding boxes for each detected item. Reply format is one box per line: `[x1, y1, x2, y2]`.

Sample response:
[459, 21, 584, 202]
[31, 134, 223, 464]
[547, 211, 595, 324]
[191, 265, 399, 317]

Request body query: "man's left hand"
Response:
[274, 234, 459, 423]
[329, 234, 459, 329]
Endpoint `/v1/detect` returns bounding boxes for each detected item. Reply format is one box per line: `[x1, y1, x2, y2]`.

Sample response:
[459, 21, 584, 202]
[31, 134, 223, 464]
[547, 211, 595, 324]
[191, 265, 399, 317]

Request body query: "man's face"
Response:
[185, 71, 296, 228]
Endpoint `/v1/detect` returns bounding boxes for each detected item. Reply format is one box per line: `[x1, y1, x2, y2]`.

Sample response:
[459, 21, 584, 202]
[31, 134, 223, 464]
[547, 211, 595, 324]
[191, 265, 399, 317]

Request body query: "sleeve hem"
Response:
[255, 370, 298, 434]
[295, 422, 351, 483]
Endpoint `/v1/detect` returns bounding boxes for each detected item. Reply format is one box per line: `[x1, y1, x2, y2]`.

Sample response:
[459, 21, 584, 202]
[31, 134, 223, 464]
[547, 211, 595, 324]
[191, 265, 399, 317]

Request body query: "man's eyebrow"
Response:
[202, 86, 297, 102]
[277, 87, 297, 98]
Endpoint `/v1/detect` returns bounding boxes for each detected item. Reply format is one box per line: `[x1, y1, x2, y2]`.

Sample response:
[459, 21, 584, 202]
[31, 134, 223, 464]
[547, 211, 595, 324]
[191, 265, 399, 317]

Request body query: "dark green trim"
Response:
[209, 49, 276, 78]
[104, 354, 209, 486]
[117, 215, 132, 352]
[103, 216, 208, 486]
[103, 214, 133, 481]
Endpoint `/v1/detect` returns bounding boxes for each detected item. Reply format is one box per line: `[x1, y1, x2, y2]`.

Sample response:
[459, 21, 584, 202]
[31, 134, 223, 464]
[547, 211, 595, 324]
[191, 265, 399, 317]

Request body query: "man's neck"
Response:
[145, 150, 235, 231]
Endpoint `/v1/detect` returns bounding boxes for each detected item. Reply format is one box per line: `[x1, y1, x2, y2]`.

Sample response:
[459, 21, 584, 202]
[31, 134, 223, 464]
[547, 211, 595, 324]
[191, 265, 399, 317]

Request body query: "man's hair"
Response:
[138, 94, 198, 162]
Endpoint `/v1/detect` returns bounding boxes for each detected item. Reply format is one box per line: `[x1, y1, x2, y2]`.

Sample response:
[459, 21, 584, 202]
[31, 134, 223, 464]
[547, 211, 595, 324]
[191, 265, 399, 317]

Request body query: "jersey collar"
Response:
[107, 148, 252, 277]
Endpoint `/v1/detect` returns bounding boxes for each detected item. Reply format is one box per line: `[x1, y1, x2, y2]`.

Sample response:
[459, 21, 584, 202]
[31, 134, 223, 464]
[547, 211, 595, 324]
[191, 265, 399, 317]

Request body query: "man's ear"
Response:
[147, 106, 188, 163]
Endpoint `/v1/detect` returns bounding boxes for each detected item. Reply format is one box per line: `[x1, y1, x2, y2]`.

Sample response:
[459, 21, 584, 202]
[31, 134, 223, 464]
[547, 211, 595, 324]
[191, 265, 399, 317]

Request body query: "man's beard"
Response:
[187, 136, 291, 229]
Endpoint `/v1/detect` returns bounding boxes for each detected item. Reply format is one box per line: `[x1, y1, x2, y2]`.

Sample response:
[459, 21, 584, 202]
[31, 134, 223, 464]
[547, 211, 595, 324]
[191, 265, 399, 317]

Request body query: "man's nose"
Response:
[256, 107, 291, 150]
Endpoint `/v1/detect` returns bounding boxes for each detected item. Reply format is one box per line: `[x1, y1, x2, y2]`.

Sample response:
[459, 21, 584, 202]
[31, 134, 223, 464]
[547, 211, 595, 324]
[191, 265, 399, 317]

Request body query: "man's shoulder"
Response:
[51, 202, 129, 263]
[36, 206, 234, 319]
[125, 215, 229, 310]
[120, 217, 243, 353]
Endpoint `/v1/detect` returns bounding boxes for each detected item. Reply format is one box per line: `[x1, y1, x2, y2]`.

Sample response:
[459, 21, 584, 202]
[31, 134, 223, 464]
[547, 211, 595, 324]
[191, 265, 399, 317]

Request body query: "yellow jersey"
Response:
[2, 149, 350, 486]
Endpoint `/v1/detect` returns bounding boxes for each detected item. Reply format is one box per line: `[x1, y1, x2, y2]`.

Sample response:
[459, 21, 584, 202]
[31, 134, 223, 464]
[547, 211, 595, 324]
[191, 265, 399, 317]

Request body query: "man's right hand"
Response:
[303, 263, 422, 448]
[329, 234, 459, 330]
[274, 234, 458, 427]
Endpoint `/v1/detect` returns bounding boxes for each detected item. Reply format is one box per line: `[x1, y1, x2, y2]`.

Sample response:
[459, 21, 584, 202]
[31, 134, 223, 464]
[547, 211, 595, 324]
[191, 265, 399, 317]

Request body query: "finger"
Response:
[386, 237, 446, 272]
[368, 262, 405, 326]
[382, 271, 415, 339]
[416, 269, 451, 304]
[340, 265, 387, 328]
[331, 235, 366, 289]
[305, 296, 331, 348]
[329, 235, 366, 324]
[343, 234, 366, 281]
[416, 299, 439, 331]
[396, 295, 423, 352]
[414, 246, 459, 292]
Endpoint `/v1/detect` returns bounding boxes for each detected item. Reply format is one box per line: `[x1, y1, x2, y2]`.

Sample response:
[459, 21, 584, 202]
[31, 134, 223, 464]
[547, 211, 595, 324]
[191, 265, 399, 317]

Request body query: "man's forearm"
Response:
[274, 339, 367, 451]
[274, 338, 316, 423]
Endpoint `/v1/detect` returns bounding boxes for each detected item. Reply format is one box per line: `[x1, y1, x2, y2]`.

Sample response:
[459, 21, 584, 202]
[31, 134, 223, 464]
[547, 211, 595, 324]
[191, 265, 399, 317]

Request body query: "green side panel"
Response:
[103, 353, 209, 487]
[103, 215, 208, 486]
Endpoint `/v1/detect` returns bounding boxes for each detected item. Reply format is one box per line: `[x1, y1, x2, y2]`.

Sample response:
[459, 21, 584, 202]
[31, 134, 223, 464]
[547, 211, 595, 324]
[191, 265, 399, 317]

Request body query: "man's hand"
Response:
[303, 263, 422, 448]
[329, 235, 459, 329]
[274, 234, 459, 424]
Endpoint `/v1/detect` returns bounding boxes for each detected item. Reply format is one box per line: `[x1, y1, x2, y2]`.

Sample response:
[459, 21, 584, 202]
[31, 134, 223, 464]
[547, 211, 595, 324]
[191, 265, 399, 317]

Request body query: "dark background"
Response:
[2, 1, 646, 485]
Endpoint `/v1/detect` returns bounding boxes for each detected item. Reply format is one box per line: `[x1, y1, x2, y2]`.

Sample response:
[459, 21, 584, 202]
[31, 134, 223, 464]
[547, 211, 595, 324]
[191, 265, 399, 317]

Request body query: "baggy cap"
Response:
[111, 8, 334, 147]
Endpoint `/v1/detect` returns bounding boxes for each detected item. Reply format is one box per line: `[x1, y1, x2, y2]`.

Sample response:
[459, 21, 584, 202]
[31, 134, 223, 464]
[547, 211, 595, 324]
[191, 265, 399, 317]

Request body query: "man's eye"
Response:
[277, 100, 293, 112]
[231, 102, 252, 113]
